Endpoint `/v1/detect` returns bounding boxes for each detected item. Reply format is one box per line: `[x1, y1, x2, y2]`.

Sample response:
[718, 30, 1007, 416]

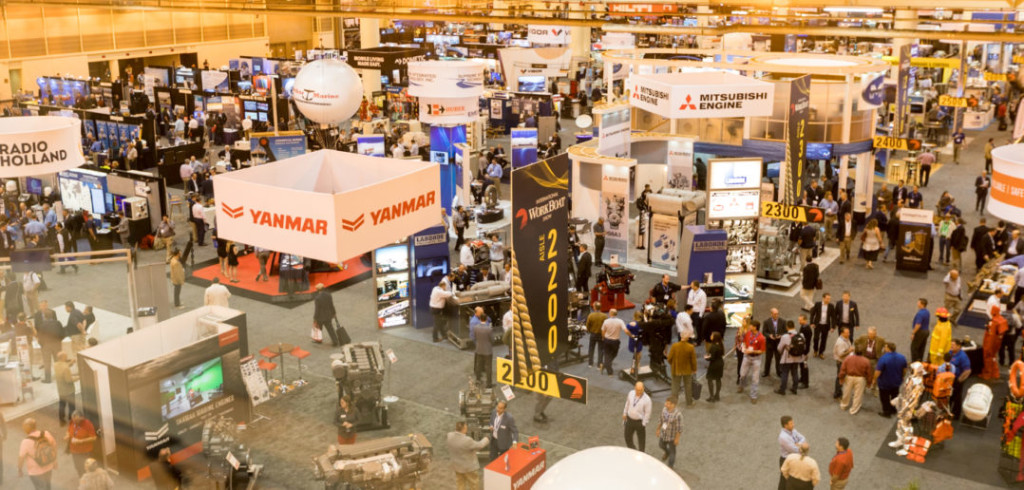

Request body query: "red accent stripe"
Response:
[137, 465, 152, 481]
[170, 441, 204, 464]
[218, 329, 239, 347]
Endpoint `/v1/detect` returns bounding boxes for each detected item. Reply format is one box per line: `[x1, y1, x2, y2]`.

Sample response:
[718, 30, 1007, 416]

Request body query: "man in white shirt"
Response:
[686, 281, 707, 344]
[488, 234, 505, 277]
[675, 304, 695, 342]
[191, 197, 207, 246]
[987, 288, 1005, 319]
[622, 381, 652, 452]
[204, 277, 231, 307]
[460, 243, 475, 268]
[602, 309, 634, 376]
[944, 270, 963, 323]
[409, 140, 420, 157]
[179, 161, 193, 182]
[429, 282, 454, 343]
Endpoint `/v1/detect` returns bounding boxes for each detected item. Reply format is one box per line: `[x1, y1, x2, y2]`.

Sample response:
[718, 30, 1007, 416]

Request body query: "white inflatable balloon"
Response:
[291, 59, 363, 126]
[533, 446, 689, 490]
[575, 114, 593, 129]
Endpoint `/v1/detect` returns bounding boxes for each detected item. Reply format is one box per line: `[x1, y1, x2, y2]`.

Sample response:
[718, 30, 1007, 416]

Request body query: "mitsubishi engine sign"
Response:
[628, 72, 775, 119]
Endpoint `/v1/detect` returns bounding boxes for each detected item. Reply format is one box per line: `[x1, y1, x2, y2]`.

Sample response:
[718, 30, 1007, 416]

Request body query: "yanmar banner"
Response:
[628, 72, 774, 119]
[418, 97, 481, 125]
[407, 60, 485, 99]
[214, 150, 440, 263]
[510, 153, 569, 374]
[0, 116, 84, 178]
[527, 25, 571, 45]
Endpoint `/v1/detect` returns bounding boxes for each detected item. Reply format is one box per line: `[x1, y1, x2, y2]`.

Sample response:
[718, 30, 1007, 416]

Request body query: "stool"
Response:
[168, 193, 187, 222]
[258, 360, 277, 381]
[290, 347, 311, 380]
[259, 347, 280, 361]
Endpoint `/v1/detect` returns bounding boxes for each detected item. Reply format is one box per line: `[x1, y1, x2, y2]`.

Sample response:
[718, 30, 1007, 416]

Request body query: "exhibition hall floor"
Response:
[0, 125, 1016, 489]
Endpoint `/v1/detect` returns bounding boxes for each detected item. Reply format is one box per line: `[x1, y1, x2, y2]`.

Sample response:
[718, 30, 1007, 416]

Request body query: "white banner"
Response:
[666, 139, 694, 190]
[600, 166, 630, 264]
[628, 72, 775, 119]
[0, 116, 84, 178]
[498, 47, 571, 87]
[527, 25, 571, 45]
[600, 33, 636, 50]
[407, 60, 484, 98]
[418, 97, 480, 124]
[201, 70, 229, 92]
[214, 150, 440, 263]
[596, 107, 631, 158]
[650, 213, 680, 270]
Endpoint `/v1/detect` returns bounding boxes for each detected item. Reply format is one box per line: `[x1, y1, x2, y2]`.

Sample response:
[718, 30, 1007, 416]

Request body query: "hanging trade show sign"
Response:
[407, 60, 485, 98]
[988, 145, 1024, 224]
[872, 135, 921, 152]
[214, 150, 440, 264]
[665, 139, 694, 190]
[527, 25, 571, 45]
[600, 165, 630, 263]
[783, 75, 810, 205]
[509, 154, 570, 374]
[895, 45, 912, 136]
[418, 97, 481, 125]
[938, 95, 970, 108]
[595, 106, 631, 159]
[498, 47, 571, 83]
[860, 74, 885, 109]
[511, 128, 539, 169]
[249, 131, 307, 164]
[627, 72, 774, 120]
[0, 116, 84, 178]
[760, 202, 825, 223]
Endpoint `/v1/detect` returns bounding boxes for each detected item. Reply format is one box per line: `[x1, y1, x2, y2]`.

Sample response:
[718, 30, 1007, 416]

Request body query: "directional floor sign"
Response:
[496, 357, 588, 404]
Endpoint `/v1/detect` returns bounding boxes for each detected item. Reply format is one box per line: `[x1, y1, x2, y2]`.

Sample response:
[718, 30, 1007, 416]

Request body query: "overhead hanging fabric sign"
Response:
[0, 116, 84, 178]
[596, 106, 631, 159]
[418, 97, 481, 124]
[527, 25, 571, 45]
[783, 75, 811, 205]
[407, 60, 485, 98]
[628, 72, 774, 119]
[498, 47, 571, 85]
[214, 150, 440, 264]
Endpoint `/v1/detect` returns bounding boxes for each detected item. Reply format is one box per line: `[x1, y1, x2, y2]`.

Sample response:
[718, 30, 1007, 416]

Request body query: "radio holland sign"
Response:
[214, 150, 440, 263]
[407, 60, 485, 98]
[0, 116, 84, 177]
[628, 72, 774, 119]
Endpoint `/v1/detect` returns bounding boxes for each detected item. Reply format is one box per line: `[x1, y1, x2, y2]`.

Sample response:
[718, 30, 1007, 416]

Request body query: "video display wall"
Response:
[37, 77, 90, 107]
[375, 241, 411, 328]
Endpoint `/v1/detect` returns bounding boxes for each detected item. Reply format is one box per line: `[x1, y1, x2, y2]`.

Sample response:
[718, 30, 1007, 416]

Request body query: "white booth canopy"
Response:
[0, 116, 84, 177]
[627, 71, 775, 120]
[988, 144, 1024, 225]
[213, 150, 440, 264]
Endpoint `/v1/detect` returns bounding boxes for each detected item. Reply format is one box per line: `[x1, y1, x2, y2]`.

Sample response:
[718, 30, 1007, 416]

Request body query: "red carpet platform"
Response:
[187, 252, 372, 306]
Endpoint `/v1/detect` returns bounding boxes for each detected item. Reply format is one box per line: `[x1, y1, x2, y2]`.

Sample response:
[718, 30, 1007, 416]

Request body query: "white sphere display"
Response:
[533, 447, 689, 490]
[291, 59, 363, 126]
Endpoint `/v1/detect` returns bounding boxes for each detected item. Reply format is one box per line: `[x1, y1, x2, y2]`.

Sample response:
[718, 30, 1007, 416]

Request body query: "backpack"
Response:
[788, 333, 808, 357]
[30, 431, 57, 467]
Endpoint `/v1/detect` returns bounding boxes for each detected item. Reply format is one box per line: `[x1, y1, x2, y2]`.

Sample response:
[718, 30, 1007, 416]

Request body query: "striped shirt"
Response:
[658, 407, 682, 442]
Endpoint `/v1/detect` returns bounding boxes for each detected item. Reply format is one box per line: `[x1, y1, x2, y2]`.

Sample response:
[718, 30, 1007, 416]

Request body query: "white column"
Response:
[359, 18, 380, 49]
[890, 10, 918, 78]
[841, 75, 855, 210]
[570, 27, 591, 59]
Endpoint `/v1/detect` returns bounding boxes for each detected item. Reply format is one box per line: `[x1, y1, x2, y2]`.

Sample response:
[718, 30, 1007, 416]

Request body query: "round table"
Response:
[268, 343, 295, 380]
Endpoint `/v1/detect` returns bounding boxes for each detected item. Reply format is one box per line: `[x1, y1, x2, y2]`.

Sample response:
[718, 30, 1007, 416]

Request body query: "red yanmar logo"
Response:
[221, 203, 244, 219]
[680, 94, 696, 110]
[341, 214, 365, 231]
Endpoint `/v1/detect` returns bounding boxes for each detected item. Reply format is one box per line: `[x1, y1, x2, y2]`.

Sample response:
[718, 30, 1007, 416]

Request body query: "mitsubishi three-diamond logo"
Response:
[679, 94, 696, 110]
[221, 203, 244, 219]
[341, 214, 365, 232]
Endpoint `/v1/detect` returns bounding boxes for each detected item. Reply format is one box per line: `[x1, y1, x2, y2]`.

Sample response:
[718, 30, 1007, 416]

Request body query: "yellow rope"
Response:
[511, 252, 541, 376]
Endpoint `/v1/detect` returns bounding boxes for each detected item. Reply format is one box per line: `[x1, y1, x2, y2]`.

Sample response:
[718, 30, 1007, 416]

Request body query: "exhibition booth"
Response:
[78, 306, 249, 480]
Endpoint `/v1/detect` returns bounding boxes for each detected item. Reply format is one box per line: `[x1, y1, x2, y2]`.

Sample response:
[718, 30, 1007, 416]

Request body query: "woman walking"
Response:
[860, 219, 883, 269]
[226, 241, 240, 283]
[705, 332, 724, 402]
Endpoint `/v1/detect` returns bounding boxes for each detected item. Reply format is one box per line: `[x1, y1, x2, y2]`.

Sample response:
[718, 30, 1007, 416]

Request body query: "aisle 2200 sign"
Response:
[496, 357, 588, 404]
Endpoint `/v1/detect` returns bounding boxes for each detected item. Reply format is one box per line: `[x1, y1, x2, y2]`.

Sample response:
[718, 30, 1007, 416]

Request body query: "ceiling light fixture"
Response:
[823, 6, 884, 14]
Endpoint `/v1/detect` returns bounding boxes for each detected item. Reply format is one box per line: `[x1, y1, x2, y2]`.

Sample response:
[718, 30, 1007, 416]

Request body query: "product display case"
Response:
[374, 240, 412, 328]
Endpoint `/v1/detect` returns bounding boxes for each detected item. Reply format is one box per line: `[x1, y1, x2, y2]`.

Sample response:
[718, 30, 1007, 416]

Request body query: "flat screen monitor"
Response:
[90, 188, 106, 214]
[765, 162, 781, 179]
[256, 102, 269, 112]
[257, 112, 268, 122]
[375, 244, 409, 274]
[415, 257, 448, 278]
[236, 80, 253, 92]
[518, 76, 546, 92]
[243, 100, 257, 111]
[24, 177, 42, 195]
[160, 357, 225, 421]
[10, 248, 51, 273]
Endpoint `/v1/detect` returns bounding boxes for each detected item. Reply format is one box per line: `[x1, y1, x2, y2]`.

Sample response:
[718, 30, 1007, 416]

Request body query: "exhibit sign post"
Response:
[511, 128, 539, 169]
[895, 207, 934, 273]
[665, 139, 694, 190]
[600, 164, 630, 264]
[650, 214, 680, 270]
[782, 75, 810, 205]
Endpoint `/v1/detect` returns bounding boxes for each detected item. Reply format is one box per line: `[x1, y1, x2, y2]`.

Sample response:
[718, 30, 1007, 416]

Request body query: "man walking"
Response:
[828, 438, 854, 489]
[622, 382, 651, 452]
[811, 292, 835, 359]
[666, 335, 697, 406]
[313, 283, 340, 346]
[950, 339, 973, 420]
[446, 421, 489, 490]
[874, 342, 907, 418]
[18, 418, 57, 490]
[762, 308, 785, 378]
[839, 347, 871, 415]
[190, 196, 206, 246]
[738, 319, 766, 404]
[469, 307, 493, 388]
[452, 206, 467, 250]
[800, 257, 819, 310]
[488, 234, 504, 278]
[686, 281, 707, 344]
[585, 302, 606, 368]
[594, 217, 606, 266]
[833, 327, 854, 399]
[602, 309, 635, 376]
[944, 270, 963, 322]
[170, 250, 185, 308]
[835, 292, 859, 338]
[430, 281, 454, 343]
[656, 397, 682, 468]
[576, 244, 592, 292]
[54, 352, 78, 425]
[778, 415, 807, 490]
[156, 215, 176, 263]
[776, 321, 807, 396]
[976, 171, 991, 212]
[35, 309, 63, 384]
[910, 298, 930, 363]
[204, 277, 232, 308]
[951, 219, 968, 271]
[63, 302, 87, 357]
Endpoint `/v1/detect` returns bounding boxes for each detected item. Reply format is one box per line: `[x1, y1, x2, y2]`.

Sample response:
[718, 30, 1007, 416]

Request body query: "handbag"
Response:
[815, 278, 823, 290]
[311, 324, 323, 342]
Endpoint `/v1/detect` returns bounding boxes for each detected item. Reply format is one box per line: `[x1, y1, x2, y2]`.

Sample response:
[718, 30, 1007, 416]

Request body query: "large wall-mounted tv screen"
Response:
[160, 357, 224, 421]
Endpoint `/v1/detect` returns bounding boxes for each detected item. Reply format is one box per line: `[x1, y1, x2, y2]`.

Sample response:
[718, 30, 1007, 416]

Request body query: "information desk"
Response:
[957, 266, 1016, 329]
[483, 444, 546, 490]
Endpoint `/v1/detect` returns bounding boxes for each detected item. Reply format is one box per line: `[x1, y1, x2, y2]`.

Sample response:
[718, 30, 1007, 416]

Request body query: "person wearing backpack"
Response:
[776, 321, 807, 396]
[17, 418, 57, 489]
[950, 218, 968, 272]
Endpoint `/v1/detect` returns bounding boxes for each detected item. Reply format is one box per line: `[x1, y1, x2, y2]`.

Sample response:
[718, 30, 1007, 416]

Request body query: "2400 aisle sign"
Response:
[496, 357, 588, 404]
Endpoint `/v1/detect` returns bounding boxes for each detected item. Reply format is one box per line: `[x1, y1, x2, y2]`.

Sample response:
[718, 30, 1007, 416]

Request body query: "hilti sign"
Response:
[214, 150, 440, 263]
[527, 25, 570, 45]
[628, 72, 775, 119]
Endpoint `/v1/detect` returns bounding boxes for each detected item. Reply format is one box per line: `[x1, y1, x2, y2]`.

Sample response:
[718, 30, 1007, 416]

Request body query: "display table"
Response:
[957, 266, 1016, 329]
[483, 444, 546, 490]
[963, 107, 994, 130]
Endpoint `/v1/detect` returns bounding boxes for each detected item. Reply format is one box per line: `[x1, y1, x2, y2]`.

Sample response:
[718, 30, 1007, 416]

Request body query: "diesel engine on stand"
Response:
[312, 434, 433, 490]
[332, 342, 389, 430]
[200, 415, 263, 489]
[458, 377, 496, 444]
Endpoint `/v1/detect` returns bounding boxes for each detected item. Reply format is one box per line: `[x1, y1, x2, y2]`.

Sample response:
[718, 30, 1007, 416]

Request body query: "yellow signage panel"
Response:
[984, 72, 1008, 82]
[760, 202, 825, 223]
[496, 356, 588, 404]
[1013, 55, 1024, 64]
[938, 95, 969, 108]
[873, 135, 922, 152]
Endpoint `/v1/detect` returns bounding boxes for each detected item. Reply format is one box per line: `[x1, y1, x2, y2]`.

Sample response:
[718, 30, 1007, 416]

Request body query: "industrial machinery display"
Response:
[644, 189, 704, 270]
[458, 377, 496, 444]
[200, 415, 263, 489]
[590, 263, 636, 312]
[331, 342, 389, 431]
[312, 434, 433, 490]
[755, 222, 802, 288]
[476, 184, 504, 224]
[446, 280, 511, 349]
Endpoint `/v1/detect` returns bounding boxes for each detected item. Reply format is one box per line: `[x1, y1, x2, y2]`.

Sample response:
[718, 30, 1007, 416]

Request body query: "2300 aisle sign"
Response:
[760, 202, 824, 223]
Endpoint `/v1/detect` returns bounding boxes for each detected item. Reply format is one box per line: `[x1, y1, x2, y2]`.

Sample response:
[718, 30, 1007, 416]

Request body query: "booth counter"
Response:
[963, 107, 995, 130]
[78, 306, 249, 480]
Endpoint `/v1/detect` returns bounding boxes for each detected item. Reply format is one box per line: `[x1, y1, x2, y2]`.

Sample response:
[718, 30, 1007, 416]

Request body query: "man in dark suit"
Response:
[971, 218, 990, 269]
[978, 228, 998, 269]
[836, 189, 852, 221]
[893, 180, 908, 207]
[836, 212, 854, 263]
[36, 308, 64, 383]
[803, 180, 824, 207]
[810, 292, 836, 359]
[976, 171, 990, 212]
[761, 308, 786, 377]
[702, 299, 727, 343]
[576, 244, 592, 292]
[489, 401, 518, 460]
[313, 283, 341, 346]
[834, 291, 859, 338]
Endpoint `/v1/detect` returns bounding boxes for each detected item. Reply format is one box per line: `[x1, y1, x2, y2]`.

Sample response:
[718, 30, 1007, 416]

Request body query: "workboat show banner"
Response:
[601, 165, 630, 264]
[527, 25, 571, 45]
[595, 105, 631, 159]
[511, 128, 539, 169]
[214, 150, 440, 264]
[628, 72, 774, 120]
[249, 131, 307, 164]
[666, 139, 695, 190]
[782, 75, 811, 204]
[507, 153, 587, 403]
[0, 116, 84, 177]
[895, 44, 912, 136]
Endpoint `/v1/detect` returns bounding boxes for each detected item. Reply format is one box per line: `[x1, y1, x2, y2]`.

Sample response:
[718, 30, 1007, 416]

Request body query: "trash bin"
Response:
[137, 307, 158, 329]
[572, 100, 581, 118]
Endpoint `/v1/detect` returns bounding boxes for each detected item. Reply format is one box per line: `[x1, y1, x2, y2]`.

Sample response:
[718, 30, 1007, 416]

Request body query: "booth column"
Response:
[890, 10, 918, 78]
